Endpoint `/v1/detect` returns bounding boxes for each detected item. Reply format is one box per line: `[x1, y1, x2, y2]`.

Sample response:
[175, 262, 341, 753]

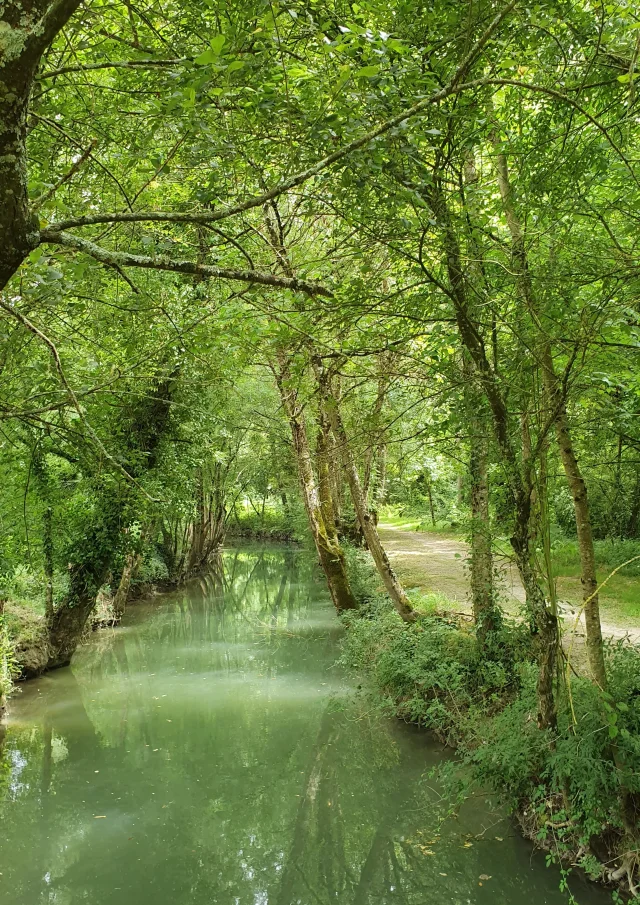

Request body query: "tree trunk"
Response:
[323, 381, 416, 623]
[492, 145, 607, 690]
[467, 400, 499, 639]
[42, 502, 55, 624]
[627, 469, 640, 537]
[112, 550, 142, 621]
[44, 377, 174, 670]
[426, 481, 436, 527]
[33, 450, 55, 625]
[428, 177, 557, 727]
[46, 502, 123, 670]
[316, 415, 340, 545]
[362, 374, 388, 503]
[553, 397, 607, 688]
[375, 445, 387, 506]
[275, 358, 357, 613]
[187, 469, 206, 573]
[0, 1, 83, 290]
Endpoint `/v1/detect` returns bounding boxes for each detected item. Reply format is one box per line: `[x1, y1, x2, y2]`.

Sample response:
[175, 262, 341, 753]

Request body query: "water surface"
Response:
[0, 547, 610, 904]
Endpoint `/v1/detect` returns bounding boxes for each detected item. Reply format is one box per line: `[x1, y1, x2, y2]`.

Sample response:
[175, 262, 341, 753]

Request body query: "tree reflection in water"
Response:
[0, 547, 609, 905]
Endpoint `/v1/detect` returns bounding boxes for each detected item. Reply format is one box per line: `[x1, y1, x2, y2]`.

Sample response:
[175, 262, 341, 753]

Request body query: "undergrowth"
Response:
[340, 545, 640, 899]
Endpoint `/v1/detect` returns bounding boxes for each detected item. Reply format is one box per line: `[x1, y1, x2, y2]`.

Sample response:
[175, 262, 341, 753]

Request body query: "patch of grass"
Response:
[551, 538, 640, 623]
[407, 588, 456, 615]
[553, 538, 640, 577]
[379, 506, 465, 537]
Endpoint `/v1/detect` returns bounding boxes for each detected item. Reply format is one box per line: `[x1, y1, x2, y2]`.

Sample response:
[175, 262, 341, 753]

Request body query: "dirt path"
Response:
[379, 523, 640, 644]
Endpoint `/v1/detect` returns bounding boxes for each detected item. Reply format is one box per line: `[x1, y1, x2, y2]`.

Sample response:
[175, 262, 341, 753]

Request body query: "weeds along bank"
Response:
[340, 548, 640, 898]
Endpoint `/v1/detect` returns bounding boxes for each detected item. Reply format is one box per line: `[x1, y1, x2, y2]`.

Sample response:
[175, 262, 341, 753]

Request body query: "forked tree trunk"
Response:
[46, 502, 124, 670]
[428, 177, 557, 728]
[275, 359, 357, 613]
[461, 154, 499, 642]
[323, 383, 416, 623]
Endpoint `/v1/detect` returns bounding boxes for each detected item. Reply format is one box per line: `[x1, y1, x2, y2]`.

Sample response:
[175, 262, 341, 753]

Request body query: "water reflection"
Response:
[0, 546, 609, 905]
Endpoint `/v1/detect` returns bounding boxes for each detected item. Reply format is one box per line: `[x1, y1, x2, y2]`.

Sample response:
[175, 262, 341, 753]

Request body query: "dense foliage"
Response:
[2, 0, 640, 894]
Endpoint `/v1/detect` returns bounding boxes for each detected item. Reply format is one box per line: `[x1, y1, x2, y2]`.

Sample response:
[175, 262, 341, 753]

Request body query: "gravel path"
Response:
[379, 523, 640, 645]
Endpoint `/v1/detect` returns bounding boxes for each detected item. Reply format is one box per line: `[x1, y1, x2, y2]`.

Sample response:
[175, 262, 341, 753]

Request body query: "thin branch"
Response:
[38, 58, 187, 79]
[41, 2, 517, 233]
[31, 139, 97, 211]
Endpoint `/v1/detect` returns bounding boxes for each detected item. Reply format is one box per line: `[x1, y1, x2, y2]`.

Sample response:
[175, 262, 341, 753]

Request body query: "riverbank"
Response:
[340, 545, 640, 899]
[2, 557, 226, 686]
[0, 545, 611, 905]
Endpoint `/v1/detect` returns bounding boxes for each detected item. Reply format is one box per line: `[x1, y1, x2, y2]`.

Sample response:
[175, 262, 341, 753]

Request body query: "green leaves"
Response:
[195, 34, 226, 65]
[356, 65, 380, 78]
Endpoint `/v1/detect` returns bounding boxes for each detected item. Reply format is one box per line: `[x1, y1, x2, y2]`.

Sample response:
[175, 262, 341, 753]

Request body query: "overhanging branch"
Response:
[39, 230, 333, 296]
[38, 58, 187, 79]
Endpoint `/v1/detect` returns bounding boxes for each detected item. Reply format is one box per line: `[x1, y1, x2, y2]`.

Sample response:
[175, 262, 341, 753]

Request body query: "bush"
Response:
[340, 546, 640, 888]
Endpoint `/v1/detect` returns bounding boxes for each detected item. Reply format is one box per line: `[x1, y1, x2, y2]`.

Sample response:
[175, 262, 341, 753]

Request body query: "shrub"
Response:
[340, 546, 640, 888]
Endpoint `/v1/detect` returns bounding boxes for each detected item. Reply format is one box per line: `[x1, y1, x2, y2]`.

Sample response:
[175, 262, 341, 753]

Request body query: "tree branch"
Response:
[38, 58, 187, 79]
[39, 229, 333, 296]
[32, 139, 96, 211]
[40, 1, 517, 233]
[0, 298, 157, 501]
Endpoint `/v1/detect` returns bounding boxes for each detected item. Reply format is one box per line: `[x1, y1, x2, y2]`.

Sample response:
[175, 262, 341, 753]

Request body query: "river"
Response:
[0, 546, 611, 904]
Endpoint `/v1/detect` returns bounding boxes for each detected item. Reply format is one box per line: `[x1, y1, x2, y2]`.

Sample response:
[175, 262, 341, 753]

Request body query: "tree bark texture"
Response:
[429, 177, 557, 727]
[275, 358, 357, 613]
[322, 378, 416, 623]
[0, 1, 83, 290]
[112, 550, 142, 621]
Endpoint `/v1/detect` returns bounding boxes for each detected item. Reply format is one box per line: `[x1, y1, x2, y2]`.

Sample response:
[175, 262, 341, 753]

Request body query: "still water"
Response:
[0, 547, 610, 905]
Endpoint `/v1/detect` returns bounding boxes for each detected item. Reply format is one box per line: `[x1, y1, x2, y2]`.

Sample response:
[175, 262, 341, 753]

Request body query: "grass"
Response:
[552, 539, 640, 623]
[380, 507, 466, 538]
[382, 508, 640, 626]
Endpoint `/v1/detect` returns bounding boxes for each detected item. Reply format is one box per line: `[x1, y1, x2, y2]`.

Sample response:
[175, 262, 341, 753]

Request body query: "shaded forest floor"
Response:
[379, 522, 640, 645]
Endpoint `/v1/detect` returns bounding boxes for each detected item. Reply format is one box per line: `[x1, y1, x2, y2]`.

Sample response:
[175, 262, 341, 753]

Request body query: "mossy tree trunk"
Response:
[275, 357, 357, 614]
[467, 393, 499, 640]
[0, 1, 82, 291]
[112, 550, 143, 621]
[44, 377, 174, 670]
[318, 366, 415, 623]
[428, 176, 558, 728]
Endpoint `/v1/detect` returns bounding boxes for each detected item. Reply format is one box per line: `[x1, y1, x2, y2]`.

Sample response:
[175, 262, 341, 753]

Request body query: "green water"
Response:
[0, 547, 610, 905]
